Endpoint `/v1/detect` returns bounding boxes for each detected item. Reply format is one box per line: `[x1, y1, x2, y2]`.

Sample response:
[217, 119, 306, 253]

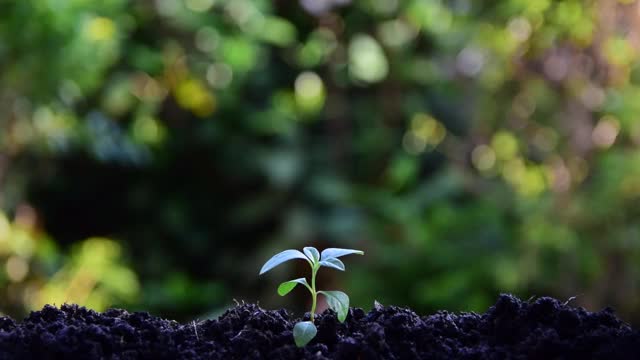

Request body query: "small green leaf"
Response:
[293, 321, 317, 347]
[319, 290, 349, 322]
[320, 248, 364, 261]
[277, 278, 310, 296]
[303, 247, 320, 263]
[319, 257, 345, 271]
[259, 249, 309, 275]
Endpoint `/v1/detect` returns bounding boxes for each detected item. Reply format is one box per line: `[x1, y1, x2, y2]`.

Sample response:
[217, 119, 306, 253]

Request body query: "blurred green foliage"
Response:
[0, 210, 137, 315]
[2, 0, 640, 323]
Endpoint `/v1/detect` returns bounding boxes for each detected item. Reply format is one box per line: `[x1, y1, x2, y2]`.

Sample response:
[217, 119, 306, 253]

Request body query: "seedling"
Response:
[259, 247, 364, 347]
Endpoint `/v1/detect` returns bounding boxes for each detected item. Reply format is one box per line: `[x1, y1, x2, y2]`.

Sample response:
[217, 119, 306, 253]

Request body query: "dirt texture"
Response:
[0, 294, 637, 359]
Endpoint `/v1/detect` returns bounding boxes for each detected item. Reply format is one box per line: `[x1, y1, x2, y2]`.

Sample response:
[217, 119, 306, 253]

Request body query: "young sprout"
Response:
[259, 247, 364, 347]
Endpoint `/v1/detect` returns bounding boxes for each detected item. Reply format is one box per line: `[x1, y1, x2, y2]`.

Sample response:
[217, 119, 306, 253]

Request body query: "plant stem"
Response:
[310, 264, 318, 322]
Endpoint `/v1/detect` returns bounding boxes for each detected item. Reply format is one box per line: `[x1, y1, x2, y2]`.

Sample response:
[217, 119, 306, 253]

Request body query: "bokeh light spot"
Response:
[604, 37, 635, 66]
[457, 47, 486, 77]
[349, 34, 388, 83]
[185, 0, 215, 12]
[294, 71, 325, 113]
[402, 132, 427, 155]
[256, 17, 297, 47]
[195, 27, 219, 53]
[410, 113, 446, 146]
[507, 17, 532, 42]
[156, 0, 181, 16]
[85, 17, 116, 42]
[175, 79, 216, 117]
[544, 55, 569, 81]
[132, 116, 165, 146]
[592, 116, 620, 149]
[503, 157, 526, 185]
[519, 167, 547, 197]
[472, 145, 496, 172]
[378, 20, 416, 48]
[491, 131, 519, 161]
[580, 84, 605, 110]
[206, 63, 233, 89]
[6, 256, 29, 283]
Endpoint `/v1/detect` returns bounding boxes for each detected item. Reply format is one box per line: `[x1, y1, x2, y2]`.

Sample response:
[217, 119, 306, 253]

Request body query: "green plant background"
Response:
[2, 0, 640, 324]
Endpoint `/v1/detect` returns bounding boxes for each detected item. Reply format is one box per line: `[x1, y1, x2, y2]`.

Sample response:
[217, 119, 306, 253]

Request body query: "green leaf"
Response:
[277, 278, 310, 296]
[319, 290, 349, 322]
[293, 321, 317, 347]
[320, 248, 364, 261]
[319, 257, 345, 271]
[303, 246, 320, 263]
[259, 249, 309, 275]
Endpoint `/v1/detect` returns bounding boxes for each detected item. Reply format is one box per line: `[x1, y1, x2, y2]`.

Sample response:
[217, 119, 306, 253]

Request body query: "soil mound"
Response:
[0, 294, 637, 359]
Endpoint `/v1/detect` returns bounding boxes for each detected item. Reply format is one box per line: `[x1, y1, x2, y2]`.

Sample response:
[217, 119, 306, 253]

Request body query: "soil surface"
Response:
[0, 294, 637, 359]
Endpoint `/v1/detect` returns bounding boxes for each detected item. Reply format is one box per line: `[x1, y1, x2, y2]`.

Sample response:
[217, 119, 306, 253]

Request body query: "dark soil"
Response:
[0, 294, 637, 359]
